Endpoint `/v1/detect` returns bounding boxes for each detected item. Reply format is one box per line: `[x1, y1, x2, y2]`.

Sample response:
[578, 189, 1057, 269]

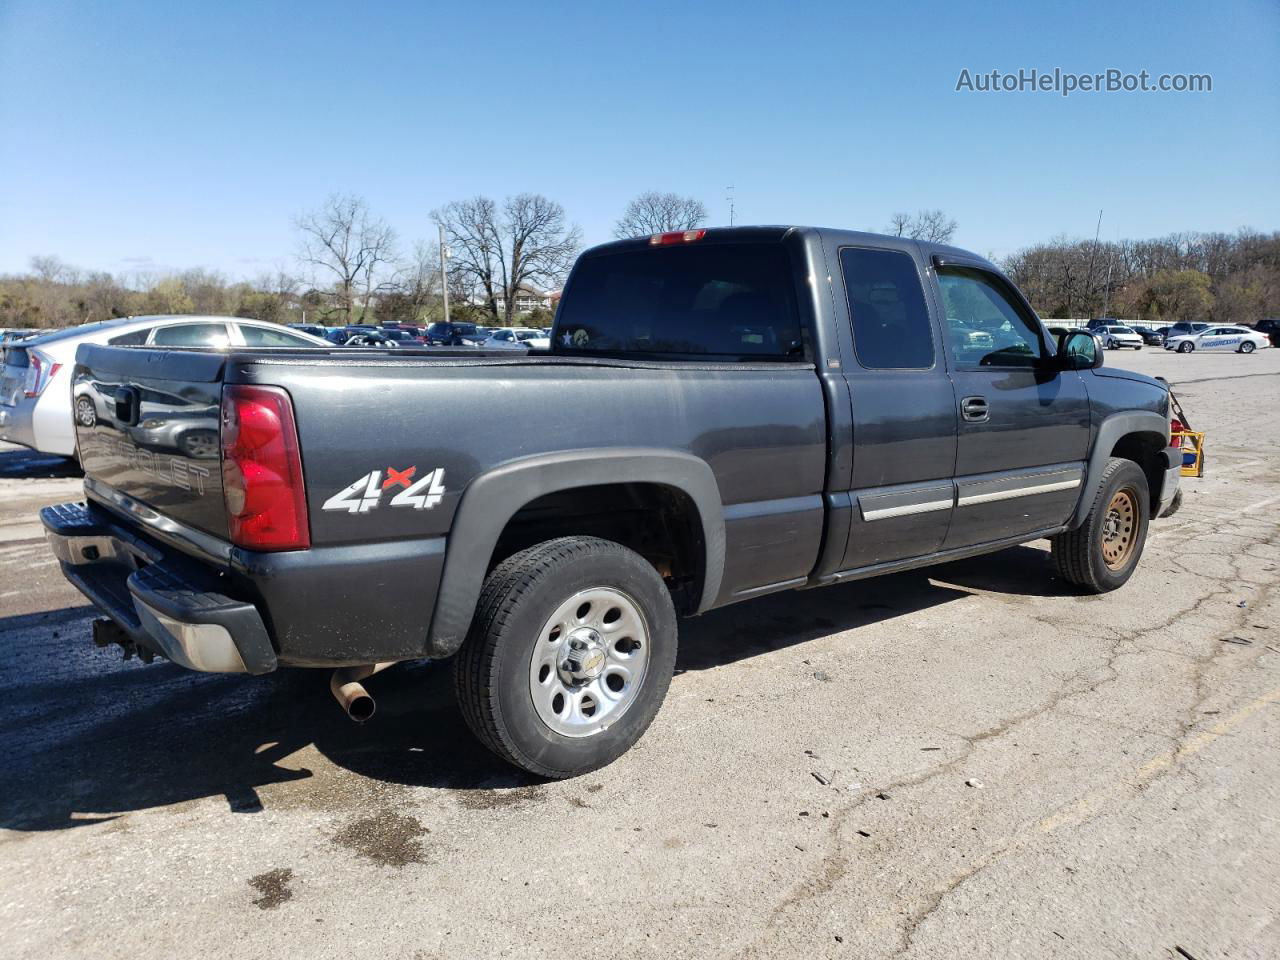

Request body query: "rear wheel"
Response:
[1051, 458, 1150, 593]
[453, 536, 678, 778]
[1240, 341, 1256, 354]
[74, 396, 96, 428]
[1177, 341, 1194, 353]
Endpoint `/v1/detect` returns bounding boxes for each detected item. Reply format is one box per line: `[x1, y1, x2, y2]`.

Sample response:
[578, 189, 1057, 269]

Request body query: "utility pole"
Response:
[438, 223, 450, 325]
[1084, 209, 1103, 319]
[726, 185, 735, 227]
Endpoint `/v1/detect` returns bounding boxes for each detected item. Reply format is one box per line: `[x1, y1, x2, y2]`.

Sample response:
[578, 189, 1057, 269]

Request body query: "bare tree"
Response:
[885, 212, 914, 238]
[884, 209, 958, 244]
[294, 194, 397, 324]
[613, 192, 709, 239]
[434, 194, 581, 323]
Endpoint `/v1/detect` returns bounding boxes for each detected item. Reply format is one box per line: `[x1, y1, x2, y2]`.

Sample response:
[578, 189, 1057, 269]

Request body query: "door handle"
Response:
[961, 395, 989, 422]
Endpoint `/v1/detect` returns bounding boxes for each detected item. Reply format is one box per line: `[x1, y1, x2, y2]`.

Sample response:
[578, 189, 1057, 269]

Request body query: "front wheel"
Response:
[1178, 341, 1194, 353]
[453, 537, 678, 778]
[1240, 341, 1256, 354]
[1051, 457, 1150, 593]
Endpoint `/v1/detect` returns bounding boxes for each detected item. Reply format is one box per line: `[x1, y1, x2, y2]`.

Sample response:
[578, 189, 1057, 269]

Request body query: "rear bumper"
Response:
[0, 393, 75, 456]
[41, 502, 277, 674]
[0, 399, 37, 450]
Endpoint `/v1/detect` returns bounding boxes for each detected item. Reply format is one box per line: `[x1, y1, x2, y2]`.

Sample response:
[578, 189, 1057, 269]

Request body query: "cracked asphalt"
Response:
[1, 349, 1278, 960]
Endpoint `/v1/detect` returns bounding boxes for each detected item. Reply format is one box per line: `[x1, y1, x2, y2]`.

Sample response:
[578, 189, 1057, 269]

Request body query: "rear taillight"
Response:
[24, 350, 62, 398]
[649, 229, 706, 246]
[220, 385, 310, 551]
[1170, 418, 1184, 448]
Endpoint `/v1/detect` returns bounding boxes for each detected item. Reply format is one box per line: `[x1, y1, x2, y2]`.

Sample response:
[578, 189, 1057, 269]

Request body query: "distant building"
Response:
[483, 285, 553, 315]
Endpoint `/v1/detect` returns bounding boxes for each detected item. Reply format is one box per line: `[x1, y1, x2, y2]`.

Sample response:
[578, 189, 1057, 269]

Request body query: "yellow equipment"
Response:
[1174, 430, 1205, 477]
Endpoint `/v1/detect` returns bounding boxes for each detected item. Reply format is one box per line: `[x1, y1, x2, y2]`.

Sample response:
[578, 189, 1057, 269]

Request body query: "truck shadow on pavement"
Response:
[0, 545, 1060, 831]
[0, 447, 82, 480]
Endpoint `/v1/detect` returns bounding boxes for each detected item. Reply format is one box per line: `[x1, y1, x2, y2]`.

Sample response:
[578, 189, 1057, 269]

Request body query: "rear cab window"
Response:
[554, 241, 804, 360]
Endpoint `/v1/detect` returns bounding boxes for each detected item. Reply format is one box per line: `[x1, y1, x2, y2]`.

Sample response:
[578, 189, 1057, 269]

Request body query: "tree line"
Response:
[1001, 229, 1280, 324]
[3, 192, 1274, 331]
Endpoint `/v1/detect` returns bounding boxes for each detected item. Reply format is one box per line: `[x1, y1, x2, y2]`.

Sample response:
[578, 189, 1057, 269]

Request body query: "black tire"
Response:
[453, 537, 678, 778]
[1178, 341, 1194, 353]
[1135, 345, 1142, 350]
[1240, 341, 1255, 354]
[1051, 458, 1150, 593]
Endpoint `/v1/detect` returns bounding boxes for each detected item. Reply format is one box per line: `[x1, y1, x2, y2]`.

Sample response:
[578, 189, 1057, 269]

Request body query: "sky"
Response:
[0, 0, 1277, 280]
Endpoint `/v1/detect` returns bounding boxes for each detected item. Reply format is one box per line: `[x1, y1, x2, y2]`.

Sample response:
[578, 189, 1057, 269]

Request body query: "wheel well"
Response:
[1109, 431, 1167, 509]
[489, 483, 706, 615]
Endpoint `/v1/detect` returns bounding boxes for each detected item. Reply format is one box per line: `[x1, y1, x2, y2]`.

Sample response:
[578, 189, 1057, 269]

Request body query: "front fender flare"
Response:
[425, 448, 725, 658]
[1069, 411, 1170, 529]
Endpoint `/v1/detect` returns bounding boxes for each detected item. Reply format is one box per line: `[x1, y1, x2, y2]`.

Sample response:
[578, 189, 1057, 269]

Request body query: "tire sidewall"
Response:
[1086, 461, 1150, 590]
[490, 545, 677, 775]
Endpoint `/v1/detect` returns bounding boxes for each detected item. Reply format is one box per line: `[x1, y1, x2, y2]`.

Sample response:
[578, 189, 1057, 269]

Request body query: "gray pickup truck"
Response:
[43, 226, 1182, 777]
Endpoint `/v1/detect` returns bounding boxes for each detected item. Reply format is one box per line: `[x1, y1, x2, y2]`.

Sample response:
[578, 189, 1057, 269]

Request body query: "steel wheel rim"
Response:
[1101, 486, 1139, 570]
[528, 586, 650, 739]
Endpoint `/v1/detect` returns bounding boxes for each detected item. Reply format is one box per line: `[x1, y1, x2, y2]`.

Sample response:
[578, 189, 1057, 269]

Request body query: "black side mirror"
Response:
[1057, 330, 1103, 370]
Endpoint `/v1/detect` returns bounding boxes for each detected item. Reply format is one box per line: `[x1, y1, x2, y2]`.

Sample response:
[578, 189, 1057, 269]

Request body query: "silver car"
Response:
[0, 315, 327, 459]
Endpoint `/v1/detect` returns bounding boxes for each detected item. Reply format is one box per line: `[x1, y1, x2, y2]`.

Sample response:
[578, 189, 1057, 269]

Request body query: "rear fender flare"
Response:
[425, 448, 724, 658]
[1070, 411, 1169, 528]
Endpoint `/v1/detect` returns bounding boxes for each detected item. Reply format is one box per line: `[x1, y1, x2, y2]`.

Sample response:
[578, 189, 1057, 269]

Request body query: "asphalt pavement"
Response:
[1, 347, 1277, 960]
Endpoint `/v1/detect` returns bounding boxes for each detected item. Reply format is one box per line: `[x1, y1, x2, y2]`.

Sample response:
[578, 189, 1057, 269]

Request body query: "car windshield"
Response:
[554, 241, 803, 359]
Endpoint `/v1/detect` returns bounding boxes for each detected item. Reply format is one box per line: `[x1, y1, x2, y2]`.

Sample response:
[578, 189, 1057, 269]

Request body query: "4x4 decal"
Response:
[322, 466, 446, 514]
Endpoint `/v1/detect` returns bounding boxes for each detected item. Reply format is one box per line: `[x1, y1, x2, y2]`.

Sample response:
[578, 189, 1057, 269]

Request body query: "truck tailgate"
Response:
[73, 344, 231, 543]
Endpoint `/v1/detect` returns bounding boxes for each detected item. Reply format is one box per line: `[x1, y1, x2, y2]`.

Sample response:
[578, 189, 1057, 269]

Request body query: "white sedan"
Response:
[1164, 325, 1269, 354]
[0, 315, 328, 459]
[483, 328, 544, 350]
[1099, 325, 1144, 350]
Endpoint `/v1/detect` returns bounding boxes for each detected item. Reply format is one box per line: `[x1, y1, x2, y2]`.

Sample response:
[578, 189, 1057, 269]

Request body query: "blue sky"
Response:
[1, 0, 1276, 278]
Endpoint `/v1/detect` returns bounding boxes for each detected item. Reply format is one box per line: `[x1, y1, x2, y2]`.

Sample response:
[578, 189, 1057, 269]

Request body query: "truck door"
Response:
[836, 243, 958, 570]
[929, 259, 1091, 549]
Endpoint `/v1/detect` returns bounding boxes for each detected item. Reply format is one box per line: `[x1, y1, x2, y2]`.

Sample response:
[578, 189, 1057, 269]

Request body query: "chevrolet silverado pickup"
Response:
[43, 226, 1183, 778]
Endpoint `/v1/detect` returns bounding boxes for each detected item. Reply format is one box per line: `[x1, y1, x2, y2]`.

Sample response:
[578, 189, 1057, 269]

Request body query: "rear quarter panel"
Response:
[231, 355, 829, 600]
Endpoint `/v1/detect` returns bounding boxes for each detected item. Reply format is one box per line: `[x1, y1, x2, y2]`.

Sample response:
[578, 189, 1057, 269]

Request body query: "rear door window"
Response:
[109, 328, 152, 346]
[150, 323, 231, 347]
[238, 324, 318, 347]
[555, 242, 803, 359]
[839, 247, 934, 369]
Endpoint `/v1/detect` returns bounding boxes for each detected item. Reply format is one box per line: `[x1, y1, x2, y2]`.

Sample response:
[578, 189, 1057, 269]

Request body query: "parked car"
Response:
[381, 324, 426, 343]
[1129, 325, 1164, 346]
[0, 315, 326, 458]
[45, 226, 1182, 779]
[1164, 325, 1269, 354]
[1252, 318, 1280, 347]
[289, 324, 329, 339]
[483, 327, 543, 349]
[376, 328, 423, 346]
[424, 321, 483, 346]
[1086, 317, 1125, 331]
[1099, 325, 1144, 350]
[1162, 322, 1210, 343]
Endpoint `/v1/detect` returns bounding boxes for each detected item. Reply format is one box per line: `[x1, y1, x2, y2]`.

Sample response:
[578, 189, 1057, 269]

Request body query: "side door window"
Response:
[937, 267, 1046, 367]
[149, 323, 231, 347]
